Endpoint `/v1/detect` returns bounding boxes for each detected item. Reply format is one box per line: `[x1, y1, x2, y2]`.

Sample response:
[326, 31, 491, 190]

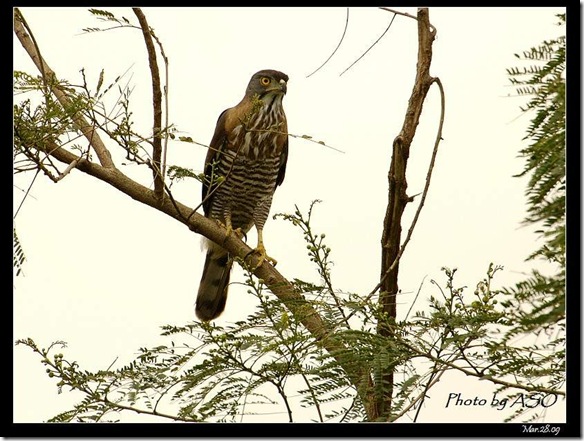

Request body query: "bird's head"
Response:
[246, 69, 288, 100]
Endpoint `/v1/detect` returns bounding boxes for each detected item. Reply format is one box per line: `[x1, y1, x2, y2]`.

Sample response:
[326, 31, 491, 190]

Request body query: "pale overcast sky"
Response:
[13, 6, 566, 424]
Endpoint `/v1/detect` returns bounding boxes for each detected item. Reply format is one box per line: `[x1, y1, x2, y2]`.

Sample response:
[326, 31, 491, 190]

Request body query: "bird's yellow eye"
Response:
[260, 77, 271, 86]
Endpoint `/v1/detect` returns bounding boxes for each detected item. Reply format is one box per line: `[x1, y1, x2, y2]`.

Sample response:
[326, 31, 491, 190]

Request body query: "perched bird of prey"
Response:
[196, 69, 289, 321]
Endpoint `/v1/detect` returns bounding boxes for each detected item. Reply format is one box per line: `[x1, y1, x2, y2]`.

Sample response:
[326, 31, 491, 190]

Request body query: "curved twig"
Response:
[339, 12, 396, 76]
[343, 77, 445, 323]
[369, 76, 445, 300]
[306, 8, 349, 78]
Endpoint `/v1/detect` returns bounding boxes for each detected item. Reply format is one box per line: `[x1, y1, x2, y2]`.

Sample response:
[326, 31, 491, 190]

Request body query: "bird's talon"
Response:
[265, 255, 278, 266]
[246, 245, 277, 270]
[217, 220, 244, 244]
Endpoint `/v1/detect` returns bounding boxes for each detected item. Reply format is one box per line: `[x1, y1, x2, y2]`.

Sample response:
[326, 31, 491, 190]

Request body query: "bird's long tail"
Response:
[196, 244, 232, 321]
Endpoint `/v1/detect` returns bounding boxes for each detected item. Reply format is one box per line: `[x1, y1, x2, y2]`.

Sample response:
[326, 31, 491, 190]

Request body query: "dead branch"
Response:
[377, 7, 441, 419]
[364, 77, 445, 304]
[379, 7, 437, 35]
[133, 7, 164, 199]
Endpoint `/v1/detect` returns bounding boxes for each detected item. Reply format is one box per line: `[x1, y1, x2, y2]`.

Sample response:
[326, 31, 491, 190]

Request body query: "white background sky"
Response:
[13, 6, 566, 424]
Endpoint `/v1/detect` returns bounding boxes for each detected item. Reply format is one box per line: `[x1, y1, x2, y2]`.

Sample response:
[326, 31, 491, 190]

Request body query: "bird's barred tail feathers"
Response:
[196, 243, 232, 321]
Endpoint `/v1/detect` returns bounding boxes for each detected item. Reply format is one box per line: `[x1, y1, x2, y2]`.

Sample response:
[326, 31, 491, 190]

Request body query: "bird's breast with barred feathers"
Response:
[228, 95, 287, 160]
[205, 96, 287, 233]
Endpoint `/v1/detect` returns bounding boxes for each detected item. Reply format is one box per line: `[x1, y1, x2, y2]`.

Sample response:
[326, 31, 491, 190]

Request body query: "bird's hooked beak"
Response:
[268, 78, 287, 95]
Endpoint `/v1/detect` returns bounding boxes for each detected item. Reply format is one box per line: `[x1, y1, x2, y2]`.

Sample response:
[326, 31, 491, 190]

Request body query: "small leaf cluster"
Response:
[14, 72, 89, 176]
[13, 227, 26, 277]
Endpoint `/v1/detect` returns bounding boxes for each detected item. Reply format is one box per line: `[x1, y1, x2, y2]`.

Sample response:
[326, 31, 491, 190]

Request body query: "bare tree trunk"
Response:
[377, 8, 438, 420]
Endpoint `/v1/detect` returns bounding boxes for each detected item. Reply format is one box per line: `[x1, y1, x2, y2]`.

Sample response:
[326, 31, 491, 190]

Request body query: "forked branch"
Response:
[14, 8, 115, 170]
[376, 7, 442, 419]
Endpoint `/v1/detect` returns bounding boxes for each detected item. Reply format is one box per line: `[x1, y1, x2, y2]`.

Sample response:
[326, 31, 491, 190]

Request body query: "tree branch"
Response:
[379, 7, 437, 35]
[133, 7, 164, 199]
[365, 76, 444, 304]
[377, 7, 438, 419]
[13, 8, 115, 170]
[399, 338, 566, 397]
[28, 136, 377, 420]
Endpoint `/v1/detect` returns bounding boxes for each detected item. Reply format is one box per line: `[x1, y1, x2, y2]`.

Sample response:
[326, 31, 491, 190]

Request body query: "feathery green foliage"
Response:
[507, 14, 565, 263]
[503, 13, 565, 356]
[14, 71, 90, 177]
[16, 207, 565, 423]
[494, 15, 566, 422]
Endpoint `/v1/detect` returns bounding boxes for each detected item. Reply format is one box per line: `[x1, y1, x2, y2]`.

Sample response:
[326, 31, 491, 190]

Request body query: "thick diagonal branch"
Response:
[13, 9, 115, 170]
[29, 138, 377, 420]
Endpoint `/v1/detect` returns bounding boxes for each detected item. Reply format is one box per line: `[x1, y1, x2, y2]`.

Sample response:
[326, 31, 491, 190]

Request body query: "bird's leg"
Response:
[218, 214, 244, 244]
[248, 228, 277, 270]
[224, 214, 233, 237]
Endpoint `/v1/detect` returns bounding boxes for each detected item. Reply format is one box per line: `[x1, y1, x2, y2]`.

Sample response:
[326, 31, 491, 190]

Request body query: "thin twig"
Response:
[288, 132, 345, 154]
[296, 201, 350, 328]
[306, 8, 349, 78]
[244, 126, 344, 154]
[389, 367, 446, 422]
[54, 159, 80, 182]
[13, 169, 40, 219]
[404, 276, 426, 321]
[400, 338, 566, 397]
[160, 47, 170, 190]
[339, 12, 396, 76]
[378, 7, 437, 35]
[103, 397, 194, 422]
[162, 178, 190, 224]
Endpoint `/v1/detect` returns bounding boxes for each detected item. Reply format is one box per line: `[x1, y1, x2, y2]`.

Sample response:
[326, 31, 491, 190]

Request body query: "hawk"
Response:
[196, 69, 289, 321]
